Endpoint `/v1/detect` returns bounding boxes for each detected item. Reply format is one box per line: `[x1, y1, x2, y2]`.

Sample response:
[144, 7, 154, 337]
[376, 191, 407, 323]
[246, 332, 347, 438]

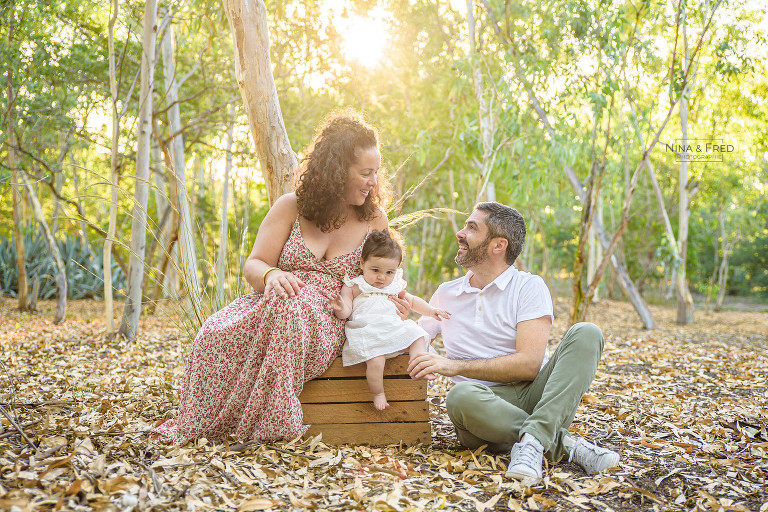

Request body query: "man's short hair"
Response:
[474, 202, 526, 265]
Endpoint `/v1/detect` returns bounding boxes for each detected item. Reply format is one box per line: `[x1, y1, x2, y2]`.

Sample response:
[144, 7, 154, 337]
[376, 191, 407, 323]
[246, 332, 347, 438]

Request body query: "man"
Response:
[408, 202, 619, 483]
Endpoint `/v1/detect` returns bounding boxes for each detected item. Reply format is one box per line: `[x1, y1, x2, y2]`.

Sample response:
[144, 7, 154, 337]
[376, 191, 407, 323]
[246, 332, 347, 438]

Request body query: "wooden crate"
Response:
[300, 354, 430, 445]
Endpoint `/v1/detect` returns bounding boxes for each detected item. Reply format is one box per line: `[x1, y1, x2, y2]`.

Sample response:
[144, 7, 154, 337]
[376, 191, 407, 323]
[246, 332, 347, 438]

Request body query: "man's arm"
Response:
[407, 316, 552, 382]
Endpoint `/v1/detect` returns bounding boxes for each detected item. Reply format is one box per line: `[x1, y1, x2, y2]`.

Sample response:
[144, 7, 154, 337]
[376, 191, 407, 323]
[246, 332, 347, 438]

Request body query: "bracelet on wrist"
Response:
[261, 267, 280, 286]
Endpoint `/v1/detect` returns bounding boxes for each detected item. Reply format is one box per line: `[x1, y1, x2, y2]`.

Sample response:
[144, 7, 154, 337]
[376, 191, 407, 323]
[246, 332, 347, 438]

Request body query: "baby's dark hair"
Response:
[361, 229, 403, 264]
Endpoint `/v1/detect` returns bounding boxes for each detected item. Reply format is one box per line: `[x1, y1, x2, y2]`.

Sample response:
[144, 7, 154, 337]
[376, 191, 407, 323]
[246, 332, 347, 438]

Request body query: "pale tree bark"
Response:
[715, 210, 736, 312]
[222, 0, 297, 204]
[149, 137, 177, 298]
[104, 0, 121, 335]
[161, 17, 201, 315]
[587, 197, 602, 302]
[465, 0, 496, 202]
[119, 0, 158, 340]
[144, 137, 168, 277]
[100, 23, 141, 327]
[675, 4, 697, 325]
[52, 170, 63, 235]
[20, 172, 67, 324]
[146, 138, 179, 315]
[6, 6, 28, 311]
[9, 138, 28, 312]
[217, 104, 235, 305]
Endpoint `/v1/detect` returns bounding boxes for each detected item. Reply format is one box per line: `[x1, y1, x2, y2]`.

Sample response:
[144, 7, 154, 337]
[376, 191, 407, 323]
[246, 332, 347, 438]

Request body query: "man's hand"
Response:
[408, 352, 459, 380]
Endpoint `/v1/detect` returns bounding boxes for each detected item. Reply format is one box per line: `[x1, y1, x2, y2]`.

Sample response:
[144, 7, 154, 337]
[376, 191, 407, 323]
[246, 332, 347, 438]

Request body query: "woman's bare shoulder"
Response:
[257, 193, 298, 235]
[370, 207, 389, 230]
[273, 192, 298, 210]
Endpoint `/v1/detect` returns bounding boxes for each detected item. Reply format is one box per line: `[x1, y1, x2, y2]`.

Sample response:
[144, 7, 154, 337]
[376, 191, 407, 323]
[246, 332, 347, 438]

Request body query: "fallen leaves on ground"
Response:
[1, 298, 766, 511]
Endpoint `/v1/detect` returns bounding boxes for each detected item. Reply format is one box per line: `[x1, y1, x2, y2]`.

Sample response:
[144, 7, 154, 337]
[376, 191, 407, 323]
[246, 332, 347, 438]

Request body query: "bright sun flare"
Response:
[340, 14, 389, 67]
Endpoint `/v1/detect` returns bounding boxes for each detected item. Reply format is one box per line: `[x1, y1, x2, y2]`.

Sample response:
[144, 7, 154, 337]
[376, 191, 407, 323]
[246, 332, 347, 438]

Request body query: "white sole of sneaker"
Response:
[504, 470, 541, 485]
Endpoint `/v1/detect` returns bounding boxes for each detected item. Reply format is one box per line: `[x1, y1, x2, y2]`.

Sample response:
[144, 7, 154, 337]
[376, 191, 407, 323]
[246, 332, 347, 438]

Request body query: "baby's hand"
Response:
[430, 308, 451, 321]
[328, 292, 345, 314]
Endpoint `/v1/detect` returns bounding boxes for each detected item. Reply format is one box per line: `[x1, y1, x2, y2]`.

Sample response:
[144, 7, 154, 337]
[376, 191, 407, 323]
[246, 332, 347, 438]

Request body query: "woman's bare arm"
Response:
[243, 194, 303, 296]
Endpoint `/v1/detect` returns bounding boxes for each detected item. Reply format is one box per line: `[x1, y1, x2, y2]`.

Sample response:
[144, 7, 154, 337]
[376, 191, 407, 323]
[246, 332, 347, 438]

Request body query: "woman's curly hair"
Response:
[295, 109, 392, 232]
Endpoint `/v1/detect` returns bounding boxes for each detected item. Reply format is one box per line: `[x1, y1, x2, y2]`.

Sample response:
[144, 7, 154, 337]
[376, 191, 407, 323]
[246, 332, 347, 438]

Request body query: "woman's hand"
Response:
[428, 308, 451, 321]
[264, 270, 305, 299]
[388, 290, 411, 320]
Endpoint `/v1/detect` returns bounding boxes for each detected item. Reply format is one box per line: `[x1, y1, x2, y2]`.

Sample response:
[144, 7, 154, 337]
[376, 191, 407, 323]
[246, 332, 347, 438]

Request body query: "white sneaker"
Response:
[505, 434, 544, 484]
[569, 437, 620, 474]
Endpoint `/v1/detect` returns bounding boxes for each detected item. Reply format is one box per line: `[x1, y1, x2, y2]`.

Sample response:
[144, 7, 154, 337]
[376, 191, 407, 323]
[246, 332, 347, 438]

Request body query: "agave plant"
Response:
[0, 227, 126, 300]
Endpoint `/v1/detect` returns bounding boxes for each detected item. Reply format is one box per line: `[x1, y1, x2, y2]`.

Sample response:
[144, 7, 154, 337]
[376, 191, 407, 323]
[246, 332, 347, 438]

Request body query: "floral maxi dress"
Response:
[154, 218, 364, 443]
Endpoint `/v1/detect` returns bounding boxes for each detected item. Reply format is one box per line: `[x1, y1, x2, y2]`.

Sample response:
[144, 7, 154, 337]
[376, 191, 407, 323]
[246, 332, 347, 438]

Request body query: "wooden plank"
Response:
[319, 354, 411, 378]
[302, 401, 428, 424]
[305, 422, 431, 446]
[299, 378, 426, 403]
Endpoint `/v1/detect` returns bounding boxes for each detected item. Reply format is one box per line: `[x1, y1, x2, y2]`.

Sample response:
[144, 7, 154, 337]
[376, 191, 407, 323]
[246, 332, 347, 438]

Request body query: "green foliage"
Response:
[1, 0, 766, 319]
[0, 228, 125, 300]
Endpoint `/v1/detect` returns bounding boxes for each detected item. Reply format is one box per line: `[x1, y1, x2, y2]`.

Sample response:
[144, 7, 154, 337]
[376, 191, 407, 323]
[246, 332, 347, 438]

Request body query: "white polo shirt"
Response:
[418, 265, 554, 386]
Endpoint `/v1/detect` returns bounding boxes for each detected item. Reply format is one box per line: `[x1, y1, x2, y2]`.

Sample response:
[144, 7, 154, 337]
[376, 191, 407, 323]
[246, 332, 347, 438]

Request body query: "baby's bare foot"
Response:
[372, 393, 390, 411]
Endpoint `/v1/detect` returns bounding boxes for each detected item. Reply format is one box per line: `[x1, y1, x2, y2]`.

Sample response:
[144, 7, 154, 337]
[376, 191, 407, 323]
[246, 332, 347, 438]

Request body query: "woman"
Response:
[154, 110, 390, 443]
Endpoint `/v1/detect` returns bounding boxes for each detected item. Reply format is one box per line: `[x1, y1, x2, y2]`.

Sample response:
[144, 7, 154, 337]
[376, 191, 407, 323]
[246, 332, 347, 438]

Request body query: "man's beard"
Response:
[455, 236, 491, 268]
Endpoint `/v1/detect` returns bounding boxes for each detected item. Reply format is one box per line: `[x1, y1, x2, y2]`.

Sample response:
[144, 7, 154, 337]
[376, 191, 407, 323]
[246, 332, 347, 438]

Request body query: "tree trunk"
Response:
[104, 0, 120, 335]
[20, 172, 67, 324]
[161, 18, 201, 316]
[568, 164, 656, 328]
[222, 0, 297, 205]
[715, 211, 733, 312]
[119, 0, 158, 340]
[9, 151, 28, 311]
[52, 169, 63, 236]
[10, 172, 27, 310]
[676, 6, 696, 325]
[715, 248, 730, 312]
[143, 136, 167, 282]
[466, 0, 496, 202]
[705, 214, 721, 314]
[6, 7, 28, 311]
[587, 197, 602, 302]
[478, 0, 656, 328]
[146, 145, 180, 315]
[216, 104, 235, 305]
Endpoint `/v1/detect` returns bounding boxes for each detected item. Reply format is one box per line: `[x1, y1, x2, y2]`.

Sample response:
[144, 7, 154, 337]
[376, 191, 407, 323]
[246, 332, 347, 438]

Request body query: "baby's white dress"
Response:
[341, 269, 430, 366]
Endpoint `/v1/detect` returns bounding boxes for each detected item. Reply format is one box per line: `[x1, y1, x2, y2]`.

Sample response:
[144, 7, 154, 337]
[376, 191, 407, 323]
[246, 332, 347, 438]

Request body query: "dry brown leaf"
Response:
[2, 298, 766, 512]
[237, 497, 282, 511]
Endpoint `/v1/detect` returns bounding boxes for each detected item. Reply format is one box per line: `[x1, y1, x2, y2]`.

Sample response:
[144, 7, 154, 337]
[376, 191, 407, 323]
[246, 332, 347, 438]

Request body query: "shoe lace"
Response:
[513, 440, 543, 467]
[571, 439, 609, 466]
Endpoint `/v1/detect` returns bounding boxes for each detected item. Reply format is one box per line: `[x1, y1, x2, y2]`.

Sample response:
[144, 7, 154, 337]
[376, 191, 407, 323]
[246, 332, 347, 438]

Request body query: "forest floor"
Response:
[0, 297, 766, 511]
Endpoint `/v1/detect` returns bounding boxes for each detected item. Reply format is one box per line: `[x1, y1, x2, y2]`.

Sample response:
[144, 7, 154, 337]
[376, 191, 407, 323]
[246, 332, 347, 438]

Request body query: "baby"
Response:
[330, 229, 450, 410]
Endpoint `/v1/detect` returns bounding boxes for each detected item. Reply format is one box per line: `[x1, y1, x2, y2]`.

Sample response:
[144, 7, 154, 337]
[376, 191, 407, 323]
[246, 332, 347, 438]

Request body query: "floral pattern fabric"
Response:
[154, 217, 364, 443]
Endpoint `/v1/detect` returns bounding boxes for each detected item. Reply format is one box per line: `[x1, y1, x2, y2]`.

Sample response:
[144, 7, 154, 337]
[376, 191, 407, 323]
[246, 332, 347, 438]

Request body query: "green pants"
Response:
[445, 322, 603, 461]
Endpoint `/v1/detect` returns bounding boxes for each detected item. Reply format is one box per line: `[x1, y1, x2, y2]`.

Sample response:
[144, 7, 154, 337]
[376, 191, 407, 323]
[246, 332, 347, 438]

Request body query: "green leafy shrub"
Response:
[0, 228, 125, 300]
